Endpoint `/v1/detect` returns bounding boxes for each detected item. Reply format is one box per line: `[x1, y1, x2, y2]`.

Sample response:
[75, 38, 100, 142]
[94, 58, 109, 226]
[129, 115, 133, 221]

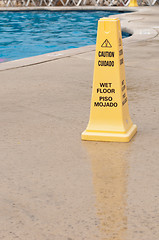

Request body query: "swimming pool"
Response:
[0, 11, 130, 62]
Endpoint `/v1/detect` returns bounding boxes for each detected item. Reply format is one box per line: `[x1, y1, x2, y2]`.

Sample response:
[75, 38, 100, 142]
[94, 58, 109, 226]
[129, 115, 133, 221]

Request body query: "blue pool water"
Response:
[0, 11, 130, 62]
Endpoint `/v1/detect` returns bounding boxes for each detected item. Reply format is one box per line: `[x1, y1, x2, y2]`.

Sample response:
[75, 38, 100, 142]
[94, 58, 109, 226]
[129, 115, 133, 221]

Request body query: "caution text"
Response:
[98, 51, 115, 58]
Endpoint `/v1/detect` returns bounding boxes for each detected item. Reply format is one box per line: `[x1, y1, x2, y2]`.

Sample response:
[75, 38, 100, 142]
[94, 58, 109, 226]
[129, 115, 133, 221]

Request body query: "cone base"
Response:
[81, 124, 137, 143]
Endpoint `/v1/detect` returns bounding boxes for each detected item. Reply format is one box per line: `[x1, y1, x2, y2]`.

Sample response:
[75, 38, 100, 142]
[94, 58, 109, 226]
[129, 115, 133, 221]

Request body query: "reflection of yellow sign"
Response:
[81, 18, 137, 142]
[83, 142, 128, 239]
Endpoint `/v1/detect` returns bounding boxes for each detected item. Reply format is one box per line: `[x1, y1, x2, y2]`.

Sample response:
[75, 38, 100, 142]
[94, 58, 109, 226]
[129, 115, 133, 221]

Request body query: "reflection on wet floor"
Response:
[83, 141, 130, 240]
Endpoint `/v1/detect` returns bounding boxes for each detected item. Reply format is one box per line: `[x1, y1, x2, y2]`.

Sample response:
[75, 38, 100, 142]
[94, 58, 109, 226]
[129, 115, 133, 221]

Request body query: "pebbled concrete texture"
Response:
[0, 6, 159, 240]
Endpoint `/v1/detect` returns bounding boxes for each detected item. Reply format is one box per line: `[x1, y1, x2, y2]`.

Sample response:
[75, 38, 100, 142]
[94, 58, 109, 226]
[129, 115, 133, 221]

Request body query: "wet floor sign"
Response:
[81, 18, 137, 142]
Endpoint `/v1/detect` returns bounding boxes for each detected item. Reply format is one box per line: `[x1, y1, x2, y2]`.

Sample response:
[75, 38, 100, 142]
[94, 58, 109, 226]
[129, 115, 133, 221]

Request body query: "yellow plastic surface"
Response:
[81, 18, 137, 142]
[129, 0, 138, 7]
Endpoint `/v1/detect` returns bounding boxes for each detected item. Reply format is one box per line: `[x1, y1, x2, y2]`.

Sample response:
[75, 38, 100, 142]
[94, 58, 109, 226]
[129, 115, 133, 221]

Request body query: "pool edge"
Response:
[0, 6, 158, 71]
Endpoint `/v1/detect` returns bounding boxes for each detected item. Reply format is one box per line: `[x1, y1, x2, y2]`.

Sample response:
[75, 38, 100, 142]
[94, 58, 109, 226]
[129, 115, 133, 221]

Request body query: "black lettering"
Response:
[122, 97, 127, 106]
[98, 60, 114, 67]
[100, 83, 112, 88]
[94, 102, 100, 107]
[120, 58, 124, 65]
[97, 88, 116, 94]
[122, 85, 126, 91]
[111, 52, 115, 58]
[98, 51, 101, 57]
[99, 96, 113, 101]
[94, 102, 118, 107]
[98, 51, 115, 58]
[119, 49, 123, 56]
[114, 102, 118, 107]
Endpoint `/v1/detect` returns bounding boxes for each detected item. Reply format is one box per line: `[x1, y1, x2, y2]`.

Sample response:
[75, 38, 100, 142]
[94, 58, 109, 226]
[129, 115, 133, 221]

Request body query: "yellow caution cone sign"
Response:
[129, 0, 138, 7]
[81, 18, 137, 142]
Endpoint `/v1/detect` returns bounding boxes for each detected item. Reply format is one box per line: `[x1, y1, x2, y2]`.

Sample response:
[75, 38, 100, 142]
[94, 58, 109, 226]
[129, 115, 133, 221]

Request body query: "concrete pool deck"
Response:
[0, 6, 159, 240]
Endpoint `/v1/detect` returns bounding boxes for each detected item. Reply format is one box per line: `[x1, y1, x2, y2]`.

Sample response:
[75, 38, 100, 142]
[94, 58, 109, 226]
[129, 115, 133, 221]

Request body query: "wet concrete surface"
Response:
[0, 7, 159, 240]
